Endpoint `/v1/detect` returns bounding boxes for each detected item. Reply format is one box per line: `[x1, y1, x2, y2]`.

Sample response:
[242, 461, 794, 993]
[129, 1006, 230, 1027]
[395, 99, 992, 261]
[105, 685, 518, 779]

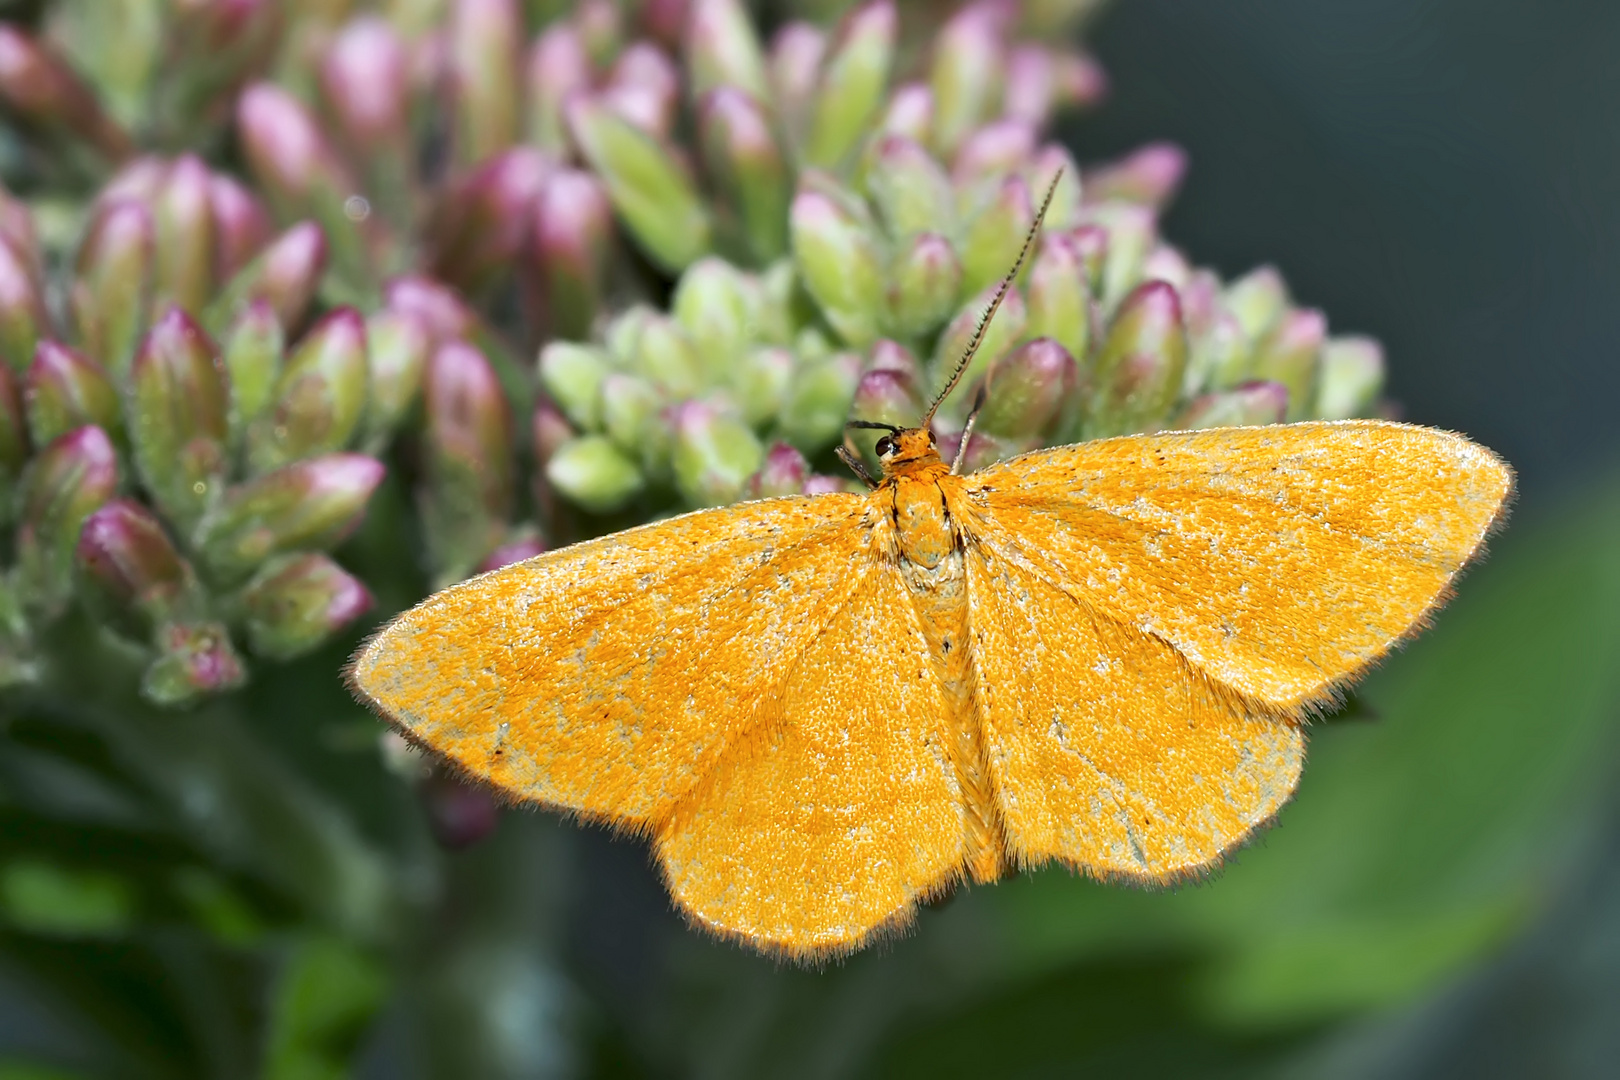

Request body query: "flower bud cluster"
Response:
[0, 181, 401, 703]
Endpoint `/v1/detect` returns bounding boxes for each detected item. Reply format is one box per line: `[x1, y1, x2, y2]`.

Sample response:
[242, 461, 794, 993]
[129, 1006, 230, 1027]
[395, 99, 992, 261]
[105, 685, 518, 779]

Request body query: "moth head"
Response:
[875, 427, 938, 467]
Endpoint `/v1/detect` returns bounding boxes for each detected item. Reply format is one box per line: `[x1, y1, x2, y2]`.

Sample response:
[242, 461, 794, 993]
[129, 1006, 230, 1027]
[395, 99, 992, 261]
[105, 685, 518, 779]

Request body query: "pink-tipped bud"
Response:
[532, 169, 615, 340]
[429, 147, 551, 293]
[319, 16, 411, 154]
[747, 441, 810, 498]
[208, 174, 274, 283]
[1084, 142, 1189, 210]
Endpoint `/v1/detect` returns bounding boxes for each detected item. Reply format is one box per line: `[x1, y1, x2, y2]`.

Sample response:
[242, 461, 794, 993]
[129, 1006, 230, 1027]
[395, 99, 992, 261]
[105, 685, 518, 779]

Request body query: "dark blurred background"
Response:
[1070, 0, 1620, 510]
[1060, 1, 1620, 1073]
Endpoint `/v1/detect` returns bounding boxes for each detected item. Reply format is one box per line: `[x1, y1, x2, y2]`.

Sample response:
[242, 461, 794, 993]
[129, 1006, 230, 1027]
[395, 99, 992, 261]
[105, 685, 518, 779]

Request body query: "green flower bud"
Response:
[1224, 265, 1290, 344]
[673, 258, 756, 377]
[686, 0, 771, 104]
[526, 25, 591, 155]
[698, 88, 790, 264]
[779, 351, 861, 452]
[1142, 245, 1192, 293]
[421, 342, 514, 583]
[532, 398, 576, 473]
[600, 372, 666, 453]
[928, 2, 1008, 156]
[16, 426, 119, 615]
[153, 155, 216, 316]
[385, 276, 476, 348]
[886, 232, 963, 341]
[879, 82, 933, 144]
[363, 310, 430, 451]
[0, 185, 35, 271]
[247, 308, 369, 474]
[547, 434, 644, 514]
[868, 338, 924, 378]
[931, 283, 1028, 422]
[1089, 281, 1188, 437]
[429, 148, 550, 294]
[748, 441, 810, 498]
[770, 22, 827, 140]
[447, 0, 522, 166]
[575, 0, 625, 72]
[1193, 308, 1251, 396]
[221, 301, 284, 453]
[953, 120, 1035, 192]
[732, 346, 795, 427]
[849, 363, 924, 465]
[755, 260, 803, 346]
[0, 237, 47, 374]
[1068, 224, 1109, 293]
[24, 342, 122, 449]
[953, 429, 1024, 473]
[802, 0, 897, 172]
[129, 308, 229, 529]
[0, 362, 25, 510]
[791, 183, 885, 347]
[75, 498, 195, 641]
[537, 341, 610, 431]
[978, 338, 1079, 440]
[1315, 336, 1385, 420]
[209, 177, 274, 286]
[142, 622, 246, 706]
[0, 26, 133, 161]
[673, 401, 764, 507]
[239, 552, 373, 661]
[70, 200, 152, 379]
[632, 314, 704, 397]
[866, 136, 954, 241]
[210, 222, 329, 338]
[567, 96, 712, 274]
[1083, 142, 1188, 210]
[601, 42, 681, 139]
[1171, 380, 1289, 430]
[1251, 309, 1325, 422]
[318, 16, 412, 162]
[1085, 203, 1156, 311]
[1026, 233, 1093, 363]
[1025, 143, 1084, 229]
[960, 174, 1036, 296]
[477, 536, 546, 575]
[532, 169, 615, 340]
[196, 454, 385, 584]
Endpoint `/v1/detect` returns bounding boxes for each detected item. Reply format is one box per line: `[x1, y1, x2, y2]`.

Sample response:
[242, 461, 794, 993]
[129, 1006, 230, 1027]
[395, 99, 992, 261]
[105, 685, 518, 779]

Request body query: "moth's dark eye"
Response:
[927, 429, 937, 445]
[875, 436, 893, 456]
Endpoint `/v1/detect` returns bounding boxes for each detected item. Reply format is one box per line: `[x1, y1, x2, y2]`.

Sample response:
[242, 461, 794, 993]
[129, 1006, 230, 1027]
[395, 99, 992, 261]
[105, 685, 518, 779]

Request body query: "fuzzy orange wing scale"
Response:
[961, 536, 1304, 879]
[657, 553, 966, 955]
[352, 493, 968, 956]
[961, 420, 1514, 711]
[354, 495, 877, 823]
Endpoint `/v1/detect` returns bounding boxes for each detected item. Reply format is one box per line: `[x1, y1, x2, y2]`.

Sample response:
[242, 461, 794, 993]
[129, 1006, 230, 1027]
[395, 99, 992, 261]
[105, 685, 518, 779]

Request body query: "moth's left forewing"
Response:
[959, 420, 1514, 711]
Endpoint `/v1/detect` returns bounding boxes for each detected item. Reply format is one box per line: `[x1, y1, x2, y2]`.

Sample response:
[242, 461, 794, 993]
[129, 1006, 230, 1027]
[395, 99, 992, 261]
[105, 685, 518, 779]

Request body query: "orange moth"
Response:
[350, 177, 1513, 959]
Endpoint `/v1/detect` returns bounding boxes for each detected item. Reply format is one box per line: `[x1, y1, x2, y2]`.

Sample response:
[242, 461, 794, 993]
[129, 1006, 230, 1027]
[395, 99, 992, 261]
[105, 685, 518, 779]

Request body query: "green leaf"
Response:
[263, 935, 387, 1080]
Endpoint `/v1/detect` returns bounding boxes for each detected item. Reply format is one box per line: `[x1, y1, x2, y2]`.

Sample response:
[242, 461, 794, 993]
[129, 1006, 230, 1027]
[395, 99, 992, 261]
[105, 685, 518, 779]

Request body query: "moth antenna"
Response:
[921, 168, 1065, 430]
[845, 419, 903, 435]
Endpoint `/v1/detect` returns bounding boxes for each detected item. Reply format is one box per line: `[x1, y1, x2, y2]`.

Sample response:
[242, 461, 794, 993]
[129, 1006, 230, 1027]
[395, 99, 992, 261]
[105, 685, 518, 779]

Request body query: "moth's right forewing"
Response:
[963, 420, 1513, 711]
[351, 493, 872, 825]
